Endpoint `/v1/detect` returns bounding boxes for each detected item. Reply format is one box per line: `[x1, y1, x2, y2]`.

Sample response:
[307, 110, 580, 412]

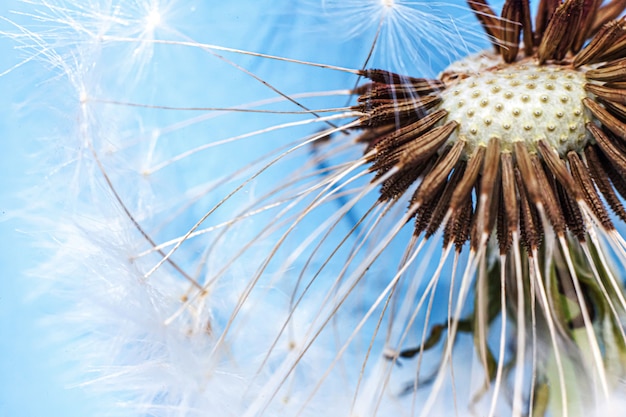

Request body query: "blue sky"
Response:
[0, 0, 101, 414]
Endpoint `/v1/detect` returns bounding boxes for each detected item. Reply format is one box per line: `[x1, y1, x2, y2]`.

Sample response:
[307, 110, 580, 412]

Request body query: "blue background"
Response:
[1, 0, 108, 414]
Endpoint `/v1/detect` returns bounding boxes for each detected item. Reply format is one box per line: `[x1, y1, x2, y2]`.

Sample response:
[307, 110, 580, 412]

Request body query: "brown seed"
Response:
[513, 142, 540, 203]
[496, 190, 511, 254]
[501, 152, 519, 232]
[574, 18, 626, 66]
[587, 122, 626, 176]
[396, 121, 459, 168]
[445, 197, 474, 250]
[467, 0, 504, 52]
[530, 153, 567, 235]
[516, 166, 542, 251]
[423, 162, 467, 238]
[537, 0, 584, 63]
[413, 140, 465, 206]
[501, 0, 523, 63]
[584, 146, 626, 223]
[535, 0, 562, 46]
[568, 151, 614, 230]
[598, 98, 626, 120]
[584, 97, 626, 141]
[585, 83, 626, 105]
[378, 160, 433, 202]
[520, 0, 534, 55]
[593, 32, 626, 62]
[359, 69, 445, 88]
[556, 179, 586, 240]
[571, 0, 603, 53]
[449, 145, 486, 210]
[371, 109, 448, 155]
[476, 137, 501, 235]
[586, 57, 626, 82]
[357, 81, 444, 100]
[537, 140, 580, 200]
[358, 95, 442, 127]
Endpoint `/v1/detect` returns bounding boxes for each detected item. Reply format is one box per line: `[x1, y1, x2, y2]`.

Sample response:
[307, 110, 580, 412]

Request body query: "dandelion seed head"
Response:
[355, 1, 626, 412]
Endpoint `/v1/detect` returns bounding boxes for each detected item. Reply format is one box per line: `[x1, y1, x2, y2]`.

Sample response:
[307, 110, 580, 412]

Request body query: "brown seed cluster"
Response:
[353, 0, 626, 255]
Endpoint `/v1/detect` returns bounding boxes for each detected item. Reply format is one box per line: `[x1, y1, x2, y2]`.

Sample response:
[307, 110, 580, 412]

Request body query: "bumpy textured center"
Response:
[440, 64, 593, 156]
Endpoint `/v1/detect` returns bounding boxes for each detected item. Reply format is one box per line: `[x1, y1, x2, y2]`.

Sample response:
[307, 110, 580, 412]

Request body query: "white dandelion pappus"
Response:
[7, 0, 626, 416]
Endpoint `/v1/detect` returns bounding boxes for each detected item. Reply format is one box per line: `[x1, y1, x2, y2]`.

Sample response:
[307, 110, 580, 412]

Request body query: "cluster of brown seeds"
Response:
[352, 0, 626, 256]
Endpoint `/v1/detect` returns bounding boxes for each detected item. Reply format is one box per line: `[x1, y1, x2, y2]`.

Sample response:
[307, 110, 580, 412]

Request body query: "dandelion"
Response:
[347, 1, 626, 415]
[6, 0, 626, 417]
